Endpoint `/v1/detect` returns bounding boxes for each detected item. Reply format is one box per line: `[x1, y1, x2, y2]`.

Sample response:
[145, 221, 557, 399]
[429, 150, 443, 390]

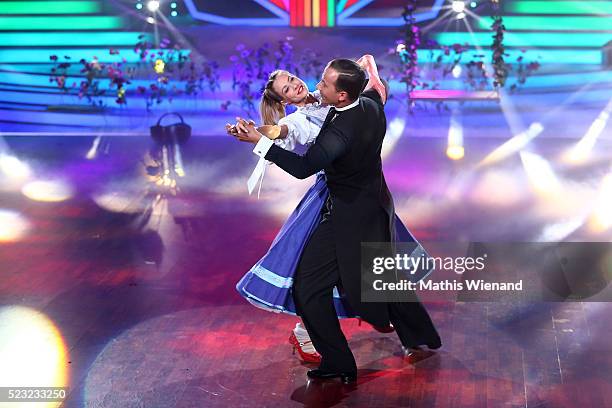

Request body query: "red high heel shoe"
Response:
[357, 318, 395, 333]
[288, 332, 321, 363]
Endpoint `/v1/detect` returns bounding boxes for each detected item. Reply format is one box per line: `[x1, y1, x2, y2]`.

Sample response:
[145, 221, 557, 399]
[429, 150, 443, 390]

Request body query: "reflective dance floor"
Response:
[0, 131, 611, 407]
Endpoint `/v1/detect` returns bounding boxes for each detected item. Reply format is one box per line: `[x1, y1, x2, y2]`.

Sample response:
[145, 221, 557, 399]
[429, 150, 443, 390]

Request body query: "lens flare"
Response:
[0, 306, 69, 408]
[22, 180, 73, 202]
[0, 209, 30, 242]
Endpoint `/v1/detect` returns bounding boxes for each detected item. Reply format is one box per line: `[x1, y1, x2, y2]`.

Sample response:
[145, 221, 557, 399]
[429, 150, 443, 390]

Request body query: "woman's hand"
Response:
[233, 117, 263, 144]
[225, 123, 238, 136]
[358, 54, 386, 104]
[226, 117, 255, 135]
[356, 54, 373, 69]
[226, 118, 260, 142]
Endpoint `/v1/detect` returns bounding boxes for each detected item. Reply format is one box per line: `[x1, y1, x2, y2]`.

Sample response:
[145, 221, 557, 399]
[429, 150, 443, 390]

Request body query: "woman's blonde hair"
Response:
[260, 70, 287, 125]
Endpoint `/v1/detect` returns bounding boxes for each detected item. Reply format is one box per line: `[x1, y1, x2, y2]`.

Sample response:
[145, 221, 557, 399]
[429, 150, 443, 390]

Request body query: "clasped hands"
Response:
[225, 117, 264, 144]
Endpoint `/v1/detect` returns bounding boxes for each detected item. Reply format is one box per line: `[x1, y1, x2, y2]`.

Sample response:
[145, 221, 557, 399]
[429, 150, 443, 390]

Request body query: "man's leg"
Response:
[388, 299, 442, 350]
[292, 221, 357, 374]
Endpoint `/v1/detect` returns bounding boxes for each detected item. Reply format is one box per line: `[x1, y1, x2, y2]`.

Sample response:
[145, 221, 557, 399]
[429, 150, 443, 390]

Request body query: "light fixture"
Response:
[456, 11, 466, 19]
[146, 16, 156, 24]
[451, 1, 465, 13]
[470, 1, 477, 8]
[170, 2, 177, 9]
[154, 59, 165, 74]
[452, 65, 462, 78]
[147, 0, 160, 12]
[171, 10, 178, 17]
[136, 2, 143, 10]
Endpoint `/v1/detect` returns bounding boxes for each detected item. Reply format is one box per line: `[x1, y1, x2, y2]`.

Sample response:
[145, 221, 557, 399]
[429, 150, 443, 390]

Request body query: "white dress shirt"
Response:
[248, 91, 330, 196]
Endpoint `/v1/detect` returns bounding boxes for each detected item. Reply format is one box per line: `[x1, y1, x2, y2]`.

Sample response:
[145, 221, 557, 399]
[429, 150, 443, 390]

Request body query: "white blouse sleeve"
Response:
[275, 111, 322, 151]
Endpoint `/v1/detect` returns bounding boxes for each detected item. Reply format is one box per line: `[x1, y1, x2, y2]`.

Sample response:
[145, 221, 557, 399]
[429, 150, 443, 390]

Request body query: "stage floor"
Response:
[0, 134, 611, 407]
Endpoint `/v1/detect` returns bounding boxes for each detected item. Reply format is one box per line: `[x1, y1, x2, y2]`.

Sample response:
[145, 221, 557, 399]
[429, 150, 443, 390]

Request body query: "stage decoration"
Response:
[49, 55, 72, 95]
[183, 0, 445, 27]
[50, 53, 124, 107]
[510, 57, 540, 93]
[390, 0, 541, 112]
[395, 0, 421, 112]
[145, 112, 192, 193]
[490, 1, 540, 91]
[48, 35, 221, 111]
[228, 37, 323, 117]
[491, 3, 508, 88]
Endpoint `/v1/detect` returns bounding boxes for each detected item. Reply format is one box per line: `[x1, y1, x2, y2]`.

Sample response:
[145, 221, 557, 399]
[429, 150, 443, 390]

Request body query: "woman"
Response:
[227, 55, 431, 363]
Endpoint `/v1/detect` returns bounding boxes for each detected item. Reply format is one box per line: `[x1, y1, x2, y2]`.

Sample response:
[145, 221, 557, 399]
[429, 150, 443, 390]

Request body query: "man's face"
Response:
[316, 65, 348, 106]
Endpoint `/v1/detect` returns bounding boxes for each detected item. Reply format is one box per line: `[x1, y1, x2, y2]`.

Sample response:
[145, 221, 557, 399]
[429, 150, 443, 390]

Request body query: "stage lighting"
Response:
[562, 97, 612, 164]
[0, 210, 30, 242]
[456, 12, 466, 19]
[86, 136, 101, 160]
[589, 173, 612, 232]
[381, 117, 405, 159]
[480, 122, 544, 166]
[452, 65, 462, 78]
[22, 180, 73, 202]
[446, 108, 464, 160]
[171, 10, 178, 17]
[470, 1, 477, 8]
[136, 2, 143, 10]
[519, 151, 561, 196]
[147, 0, 160, 12]
[0, 154, 31, 180]
[146, 16, 156, 24]
[170, 2, 177, 8]
[154, 59, 165, 74]
[451, 1, 466, 13]
[0, 306, 68, 387]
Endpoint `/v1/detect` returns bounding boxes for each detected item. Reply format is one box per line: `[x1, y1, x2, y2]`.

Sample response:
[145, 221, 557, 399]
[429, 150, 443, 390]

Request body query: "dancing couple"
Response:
[227, 55, 440, 384]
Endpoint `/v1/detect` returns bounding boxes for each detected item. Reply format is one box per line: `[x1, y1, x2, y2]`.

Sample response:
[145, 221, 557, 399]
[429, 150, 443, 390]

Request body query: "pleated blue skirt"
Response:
[236, 173, 432, 317]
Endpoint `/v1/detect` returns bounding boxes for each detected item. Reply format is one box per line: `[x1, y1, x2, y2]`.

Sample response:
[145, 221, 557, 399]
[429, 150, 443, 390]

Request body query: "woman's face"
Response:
[272, 72, 309, 105]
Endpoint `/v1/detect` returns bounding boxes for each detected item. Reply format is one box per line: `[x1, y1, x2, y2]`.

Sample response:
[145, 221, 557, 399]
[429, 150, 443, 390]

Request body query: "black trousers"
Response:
[292, 218, 441, 373]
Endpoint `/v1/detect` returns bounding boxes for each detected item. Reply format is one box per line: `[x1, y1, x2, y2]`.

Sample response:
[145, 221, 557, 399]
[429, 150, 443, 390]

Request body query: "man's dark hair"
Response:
[328, 58, 366, 101]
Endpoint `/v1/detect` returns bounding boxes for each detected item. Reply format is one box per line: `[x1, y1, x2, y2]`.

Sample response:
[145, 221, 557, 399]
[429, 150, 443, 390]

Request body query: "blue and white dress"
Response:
[236, 92, 430, 318]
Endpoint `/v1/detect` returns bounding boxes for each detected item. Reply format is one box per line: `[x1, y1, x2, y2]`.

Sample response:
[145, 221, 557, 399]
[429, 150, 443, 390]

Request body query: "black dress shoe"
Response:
[307, 369, 357, 384]
[372, 324, 395, 333]
[426, 339, 442, 350]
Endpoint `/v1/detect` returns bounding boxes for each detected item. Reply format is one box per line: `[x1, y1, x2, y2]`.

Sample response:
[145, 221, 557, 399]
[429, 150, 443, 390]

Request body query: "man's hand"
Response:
[233, 117, 263, 144]
[225, 123, 238, 136]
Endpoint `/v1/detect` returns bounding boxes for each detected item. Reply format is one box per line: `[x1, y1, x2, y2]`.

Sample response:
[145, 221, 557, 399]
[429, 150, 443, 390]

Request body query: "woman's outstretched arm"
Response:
[356, 54, 387, 104]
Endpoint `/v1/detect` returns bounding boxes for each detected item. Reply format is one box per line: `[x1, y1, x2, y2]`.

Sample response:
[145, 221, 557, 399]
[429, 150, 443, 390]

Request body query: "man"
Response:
[234, 59, 440, 383]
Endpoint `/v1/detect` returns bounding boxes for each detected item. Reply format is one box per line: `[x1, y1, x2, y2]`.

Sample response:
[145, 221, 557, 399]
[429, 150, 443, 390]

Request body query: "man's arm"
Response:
[259, 123, 349, 179]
